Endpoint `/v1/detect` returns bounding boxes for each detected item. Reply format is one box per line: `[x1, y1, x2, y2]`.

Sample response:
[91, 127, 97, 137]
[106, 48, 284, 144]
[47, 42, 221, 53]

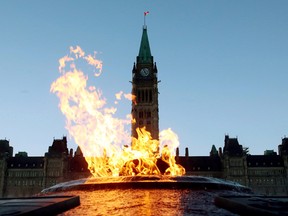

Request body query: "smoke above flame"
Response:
[51, 46, 185, 177]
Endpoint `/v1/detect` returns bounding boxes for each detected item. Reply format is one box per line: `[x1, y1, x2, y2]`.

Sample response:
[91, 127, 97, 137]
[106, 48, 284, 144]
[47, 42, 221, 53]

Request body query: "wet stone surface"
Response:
[215, 195, 288, 216]
[56, 189, 241, 216]
[0, 196, 80, 215]
[41, 176, 251, 215]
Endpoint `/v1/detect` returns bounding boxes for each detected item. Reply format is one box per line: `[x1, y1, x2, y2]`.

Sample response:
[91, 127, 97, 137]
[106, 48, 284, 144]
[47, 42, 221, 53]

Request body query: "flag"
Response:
[144, 11, 149, 16]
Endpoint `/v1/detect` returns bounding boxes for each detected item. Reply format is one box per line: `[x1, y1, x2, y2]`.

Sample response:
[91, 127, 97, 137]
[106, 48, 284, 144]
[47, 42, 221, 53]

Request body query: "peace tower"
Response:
[131, 25, 159, 141]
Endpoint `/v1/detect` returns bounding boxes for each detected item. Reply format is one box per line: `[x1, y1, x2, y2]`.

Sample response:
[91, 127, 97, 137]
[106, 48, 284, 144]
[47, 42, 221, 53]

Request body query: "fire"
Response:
[51, 46, 185, 177]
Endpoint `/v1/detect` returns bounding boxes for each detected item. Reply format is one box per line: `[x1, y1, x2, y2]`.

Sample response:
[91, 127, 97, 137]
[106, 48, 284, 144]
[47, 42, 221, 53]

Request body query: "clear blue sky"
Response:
[0, 1, 288, 156]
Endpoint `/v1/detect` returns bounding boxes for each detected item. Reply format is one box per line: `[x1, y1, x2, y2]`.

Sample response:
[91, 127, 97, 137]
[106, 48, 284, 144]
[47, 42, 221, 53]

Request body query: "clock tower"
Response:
[131, 25, 159, 141]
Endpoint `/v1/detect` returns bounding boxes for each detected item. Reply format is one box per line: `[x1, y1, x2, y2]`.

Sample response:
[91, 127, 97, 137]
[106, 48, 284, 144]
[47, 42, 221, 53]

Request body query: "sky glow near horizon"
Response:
[0, 1, 288, 156]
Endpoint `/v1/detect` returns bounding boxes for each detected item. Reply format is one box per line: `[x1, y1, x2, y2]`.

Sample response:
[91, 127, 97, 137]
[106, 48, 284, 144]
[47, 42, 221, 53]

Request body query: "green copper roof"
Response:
[210, 145, 218, 156]
[138, 27, 153, 63]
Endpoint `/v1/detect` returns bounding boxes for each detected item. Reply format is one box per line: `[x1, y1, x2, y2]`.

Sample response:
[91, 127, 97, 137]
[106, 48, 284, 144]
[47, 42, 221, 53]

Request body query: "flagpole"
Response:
[144, 11, 149, 29]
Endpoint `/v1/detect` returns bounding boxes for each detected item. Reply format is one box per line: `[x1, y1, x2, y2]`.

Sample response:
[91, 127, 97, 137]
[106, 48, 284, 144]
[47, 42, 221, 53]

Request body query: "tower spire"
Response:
[137, 25, 153, 64]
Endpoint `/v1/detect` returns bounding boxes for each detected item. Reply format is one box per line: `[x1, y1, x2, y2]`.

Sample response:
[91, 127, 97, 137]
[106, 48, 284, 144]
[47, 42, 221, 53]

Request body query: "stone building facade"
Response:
[176, 135, 288, 196]
[0, 137, 90, 197]
[1, 135, 288, 197]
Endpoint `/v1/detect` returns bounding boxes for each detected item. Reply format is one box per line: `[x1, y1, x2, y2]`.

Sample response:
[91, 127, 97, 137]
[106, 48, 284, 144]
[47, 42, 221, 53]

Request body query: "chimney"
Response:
[185, 147, 189, 158]
[69, 148, 73, 157]
[176, 147, 179, 157]
[219, 147, 223, 157]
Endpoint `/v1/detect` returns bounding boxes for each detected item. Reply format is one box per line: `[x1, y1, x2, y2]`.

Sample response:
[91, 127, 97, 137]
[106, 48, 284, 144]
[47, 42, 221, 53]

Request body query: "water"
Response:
[56, 189, 240, 215]
[41, 176, 250, 215]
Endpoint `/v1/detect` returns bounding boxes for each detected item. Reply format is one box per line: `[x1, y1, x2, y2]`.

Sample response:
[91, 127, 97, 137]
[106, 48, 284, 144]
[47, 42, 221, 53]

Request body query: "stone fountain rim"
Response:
[41, 175, 252, 194]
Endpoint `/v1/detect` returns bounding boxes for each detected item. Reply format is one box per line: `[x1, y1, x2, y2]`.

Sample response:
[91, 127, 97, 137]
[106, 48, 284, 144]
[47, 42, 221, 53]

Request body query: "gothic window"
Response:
[149, 90, 152, 102]
[141, 90, 144, 102]
[147, 111, 151, 118]
[137, 90, 141, 102]
[139, 111, 144, 118]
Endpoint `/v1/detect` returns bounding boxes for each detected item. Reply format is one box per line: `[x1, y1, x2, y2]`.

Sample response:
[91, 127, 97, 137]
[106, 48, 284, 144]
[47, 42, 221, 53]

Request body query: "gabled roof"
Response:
[46, 137, 68, 157]
[210, 145, 218, 156]
[0, 139, 13, 157]
[223, 135, 243, 156]
[280, 137, 288, 155]
[69, 156, 89, 172]
[137, 27, 153, 64]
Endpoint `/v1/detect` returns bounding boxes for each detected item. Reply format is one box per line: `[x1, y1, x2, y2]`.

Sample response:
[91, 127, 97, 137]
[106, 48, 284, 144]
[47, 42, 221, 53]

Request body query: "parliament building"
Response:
[1, 136, 288, 197]
[1, 26, 287, 197]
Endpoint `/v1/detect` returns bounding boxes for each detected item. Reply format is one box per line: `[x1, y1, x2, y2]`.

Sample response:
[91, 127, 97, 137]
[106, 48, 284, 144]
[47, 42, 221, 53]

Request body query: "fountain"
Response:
[40, 175, 253, 215]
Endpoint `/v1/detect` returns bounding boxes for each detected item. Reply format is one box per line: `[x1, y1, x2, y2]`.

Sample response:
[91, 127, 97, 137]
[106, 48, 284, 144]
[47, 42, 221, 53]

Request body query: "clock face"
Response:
[140, 68, 150, 77]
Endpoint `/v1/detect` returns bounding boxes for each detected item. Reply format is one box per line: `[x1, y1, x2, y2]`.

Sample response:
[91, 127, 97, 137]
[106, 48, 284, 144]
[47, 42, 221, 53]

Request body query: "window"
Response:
[137, 90, 141, 102]
[147, 111, 151, 118]
[141, 90, 144, 102]
[149, 90, 152, 102]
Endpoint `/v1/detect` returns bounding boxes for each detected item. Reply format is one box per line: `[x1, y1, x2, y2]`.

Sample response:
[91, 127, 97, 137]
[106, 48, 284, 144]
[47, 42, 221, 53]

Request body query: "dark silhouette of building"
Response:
[1, 136, 288, 197]
[131, 25, 159, 142]
[175, 136, 288, 195]
[0, 137, 90, 197]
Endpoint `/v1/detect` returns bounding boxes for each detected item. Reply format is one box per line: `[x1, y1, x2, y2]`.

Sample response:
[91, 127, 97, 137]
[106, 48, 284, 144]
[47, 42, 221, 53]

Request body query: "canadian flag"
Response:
[144, 11, 149, 16]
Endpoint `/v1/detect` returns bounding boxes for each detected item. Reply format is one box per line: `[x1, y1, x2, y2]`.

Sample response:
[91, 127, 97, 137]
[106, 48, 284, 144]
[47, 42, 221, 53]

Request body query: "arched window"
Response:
[147, 111, 151, 118]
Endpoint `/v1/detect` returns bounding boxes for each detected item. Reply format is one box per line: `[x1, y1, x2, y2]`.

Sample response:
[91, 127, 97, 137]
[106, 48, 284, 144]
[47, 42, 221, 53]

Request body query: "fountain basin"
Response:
[42, 175, 252, 194]
[40, 176, 253, 215]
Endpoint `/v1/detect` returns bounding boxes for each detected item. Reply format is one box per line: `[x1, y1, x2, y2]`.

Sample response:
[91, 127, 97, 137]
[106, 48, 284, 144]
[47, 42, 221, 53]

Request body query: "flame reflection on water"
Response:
[58, 189, 237, 216]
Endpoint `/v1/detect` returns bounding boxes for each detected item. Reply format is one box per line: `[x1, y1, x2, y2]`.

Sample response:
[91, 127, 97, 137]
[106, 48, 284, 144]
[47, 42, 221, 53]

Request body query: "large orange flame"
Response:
[51, 46, 185, 177]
